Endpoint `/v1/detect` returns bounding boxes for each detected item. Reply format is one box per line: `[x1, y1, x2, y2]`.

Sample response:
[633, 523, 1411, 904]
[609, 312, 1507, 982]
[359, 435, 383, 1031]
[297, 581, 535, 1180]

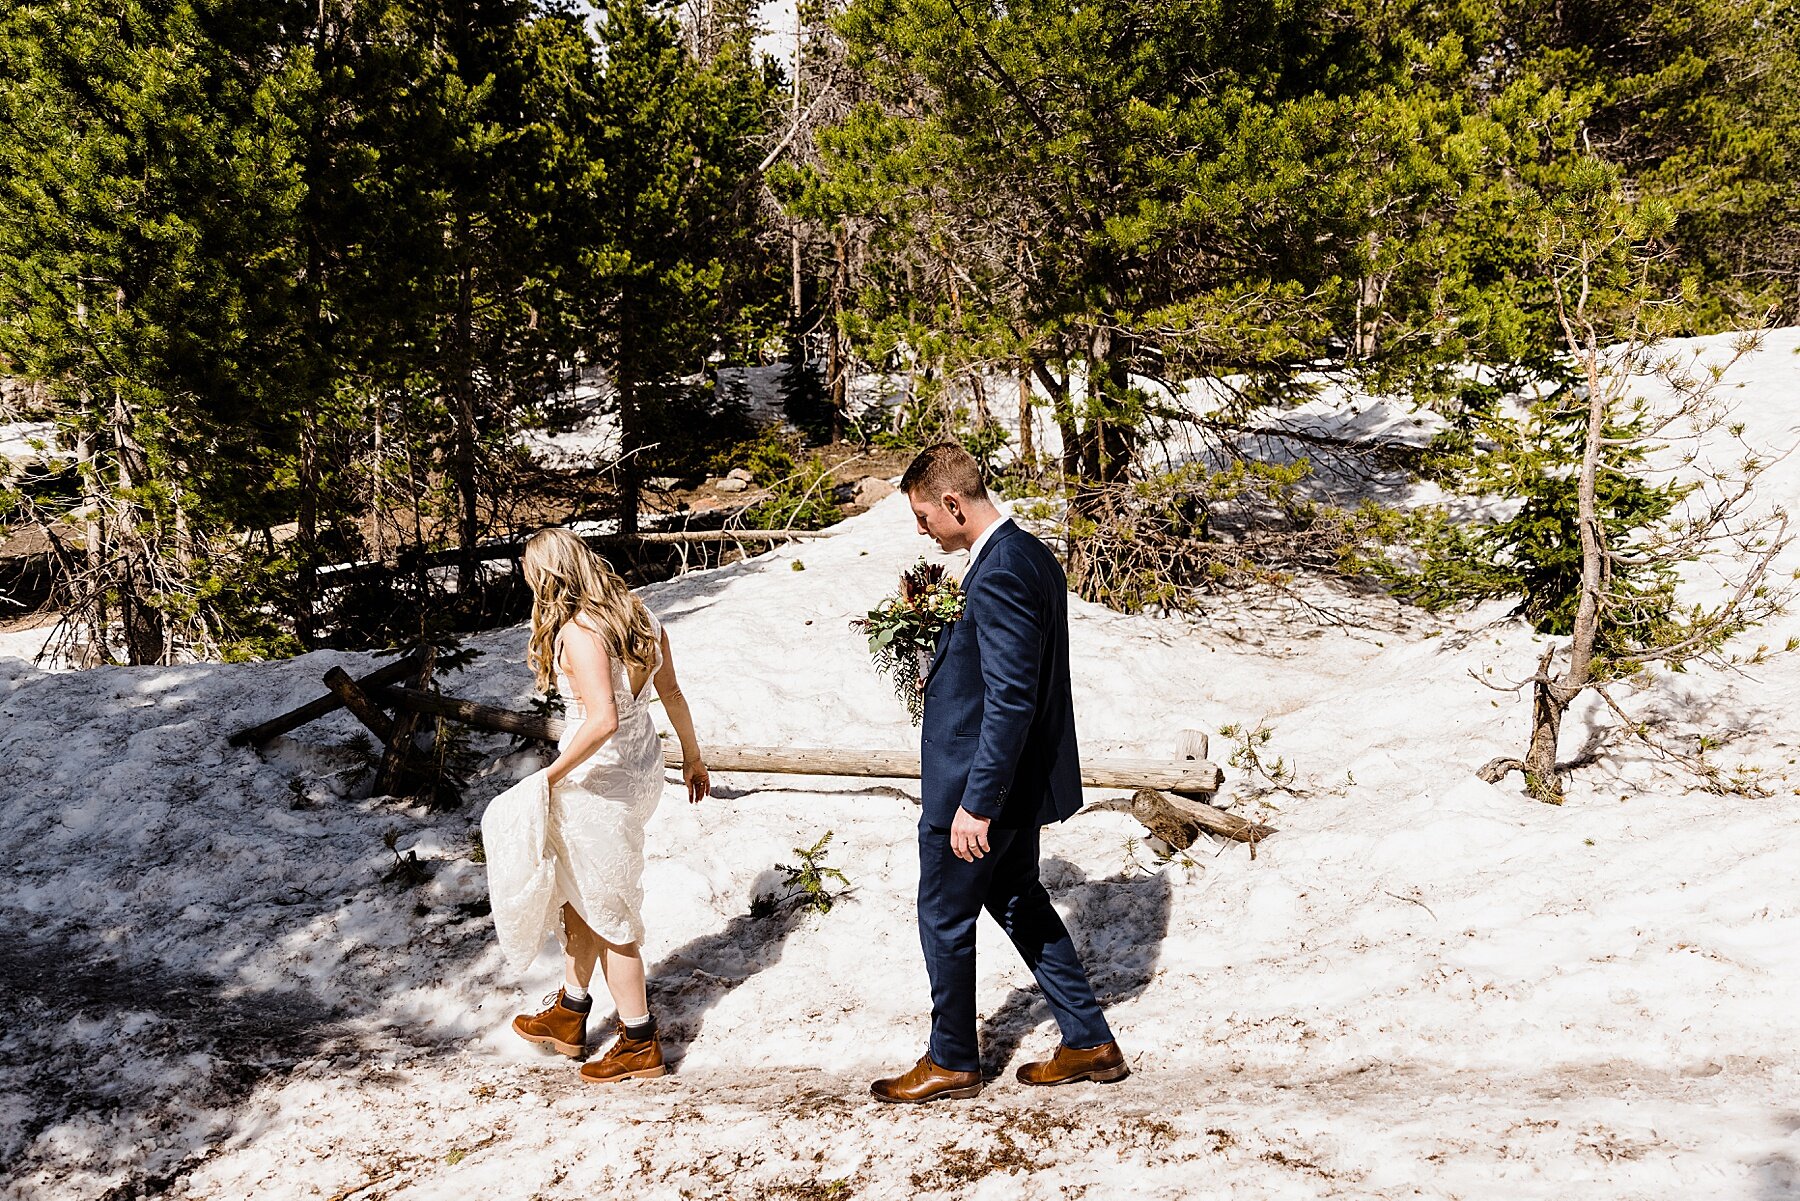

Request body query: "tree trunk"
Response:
[1568, 337, 1608, 691]
[616, 370, 641, 537]
[1484, 297, 1611, 805]
[383, 685, 1231, 791]
[1128, 787, 1273, 847]
[942, 250, 986, 428]
[829, 228, 847, 441]
[370, 405, 385, 561]
[790, 232, 803, 323]
[1016, 364, 1035, 473]
[1354, 231, 1385, 360]
[789, 14, 803, 323]
[296, 195, 324, 649]
[1477, 644, 1569, 804]
[1032, 352, 1079, 482]
[75, 426, 111, 663]
[1092, 325, 1135, 483]
[451, 222, 482, 597]
[1081, 328, 1107, 481]
[1521, 675, 1568, 803]
[110, 387, 164, 665]
[227, 650, 432, 746]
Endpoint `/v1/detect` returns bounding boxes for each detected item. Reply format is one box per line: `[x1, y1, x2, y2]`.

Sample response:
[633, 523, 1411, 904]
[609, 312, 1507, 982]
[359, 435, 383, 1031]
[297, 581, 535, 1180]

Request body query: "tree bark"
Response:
[1477, 645, 1568, 803]
[74, 426, 111, 663]
[1522, 674, 1569, 803]
[615, 294, 642, 537]
[452, 252, 482, 596]
[829, 228, 848, 440]
[110, 386, 164, 665]
[617, 374, 642, 537]
[1031, 351, 1079, 482]
[227, 651, 432, 746]
[1016, 364, 1035, 472]
[1093, 326, 1135, 483]
[1493, 274, 1612, 804]
[322, 666, 397, 745]
[375, 686, 1228, 790]
[1568, 335, 1608, 693]
[1128, 787, 1273, 847]
[296, 402, 318, 648]
[373, 647, 437, 797]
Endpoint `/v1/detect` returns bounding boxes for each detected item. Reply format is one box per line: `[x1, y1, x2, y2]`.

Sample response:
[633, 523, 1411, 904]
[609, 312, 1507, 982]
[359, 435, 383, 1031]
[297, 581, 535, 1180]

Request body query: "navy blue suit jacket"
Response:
[919, 519, 1083, 829]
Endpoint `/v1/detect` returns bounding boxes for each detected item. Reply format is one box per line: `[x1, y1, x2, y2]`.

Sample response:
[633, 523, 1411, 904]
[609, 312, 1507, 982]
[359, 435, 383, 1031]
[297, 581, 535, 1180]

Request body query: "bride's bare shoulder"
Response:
[557, 614, 610, 656]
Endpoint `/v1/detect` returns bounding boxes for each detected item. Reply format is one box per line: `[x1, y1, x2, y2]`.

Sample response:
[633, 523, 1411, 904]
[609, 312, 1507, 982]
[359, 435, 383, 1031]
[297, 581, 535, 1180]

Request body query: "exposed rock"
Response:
[854, 477, 897, 506]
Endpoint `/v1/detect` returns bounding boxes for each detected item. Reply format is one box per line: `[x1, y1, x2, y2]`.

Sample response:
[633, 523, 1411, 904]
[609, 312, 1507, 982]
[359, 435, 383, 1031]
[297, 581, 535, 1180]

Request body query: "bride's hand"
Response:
[683, 758, 710, 804]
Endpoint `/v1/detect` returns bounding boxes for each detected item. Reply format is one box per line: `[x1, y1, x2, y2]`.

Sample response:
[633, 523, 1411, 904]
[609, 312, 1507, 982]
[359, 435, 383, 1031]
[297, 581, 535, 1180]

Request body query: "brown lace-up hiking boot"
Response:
[579, 1017, 667, 1083]
[512, 989, 590, 1058]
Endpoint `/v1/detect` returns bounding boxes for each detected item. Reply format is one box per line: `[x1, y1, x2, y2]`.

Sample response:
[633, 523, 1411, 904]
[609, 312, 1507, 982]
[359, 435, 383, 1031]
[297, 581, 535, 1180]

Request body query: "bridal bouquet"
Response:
[851, 560, 964, 723]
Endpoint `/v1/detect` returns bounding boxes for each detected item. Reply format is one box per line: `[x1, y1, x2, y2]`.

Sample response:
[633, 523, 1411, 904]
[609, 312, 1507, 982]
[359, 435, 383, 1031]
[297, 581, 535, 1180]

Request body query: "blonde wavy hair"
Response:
[521, 528, 659, 694]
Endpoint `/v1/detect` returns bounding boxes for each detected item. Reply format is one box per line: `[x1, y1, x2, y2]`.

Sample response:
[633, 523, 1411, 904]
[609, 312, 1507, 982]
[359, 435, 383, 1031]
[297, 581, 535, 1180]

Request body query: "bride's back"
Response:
[558, 613, 658, 709]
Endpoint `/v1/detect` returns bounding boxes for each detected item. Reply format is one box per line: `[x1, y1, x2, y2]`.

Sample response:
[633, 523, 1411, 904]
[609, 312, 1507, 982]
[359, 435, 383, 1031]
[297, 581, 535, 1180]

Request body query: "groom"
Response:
[872, 442, 1127, 1103]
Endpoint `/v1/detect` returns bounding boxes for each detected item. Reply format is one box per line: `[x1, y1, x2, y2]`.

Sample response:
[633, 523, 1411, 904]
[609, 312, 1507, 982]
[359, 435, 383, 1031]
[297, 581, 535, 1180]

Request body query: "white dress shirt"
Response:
[965, 513, 1012, 573]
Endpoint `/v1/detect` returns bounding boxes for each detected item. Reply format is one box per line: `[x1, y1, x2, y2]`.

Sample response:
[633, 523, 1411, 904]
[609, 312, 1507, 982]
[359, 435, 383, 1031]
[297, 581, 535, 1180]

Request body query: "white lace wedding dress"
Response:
[483, 613, 665, 971]
[547, 612, 665, 946]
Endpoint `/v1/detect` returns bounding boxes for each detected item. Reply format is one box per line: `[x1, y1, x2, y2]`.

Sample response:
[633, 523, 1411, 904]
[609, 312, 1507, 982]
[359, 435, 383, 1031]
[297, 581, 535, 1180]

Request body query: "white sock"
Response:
[564, 981, 589, 1003]
[619, 1011, 651, 1031]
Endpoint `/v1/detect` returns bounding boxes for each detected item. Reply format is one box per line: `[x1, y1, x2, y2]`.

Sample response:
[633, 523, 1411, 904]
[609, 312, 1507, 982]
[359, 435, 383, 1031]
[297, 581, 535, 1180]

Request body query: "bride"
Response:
[506, 527, 709, 1083]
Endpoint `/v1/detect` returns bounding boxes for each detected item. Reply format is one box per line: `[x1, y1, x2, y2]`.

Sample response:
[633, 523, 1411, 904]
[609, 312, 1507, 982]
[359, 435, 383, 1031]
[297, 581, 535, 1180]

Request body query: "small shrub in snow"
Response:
[1220, 721, 1297, 793]
[742, 453, 842, 531]
[381, 827, 433, 888]
[761, 831, 853, 916]
[1123, 837, 1197, 877]
[1062, 461, 1388, 615]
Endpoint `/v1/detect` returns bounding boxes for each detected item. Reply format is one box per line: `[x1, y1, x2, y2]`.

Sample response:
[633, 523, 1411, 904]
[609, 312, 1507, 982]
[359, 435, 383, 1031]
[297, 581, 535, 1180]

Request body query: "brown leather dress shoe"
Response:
[870, 1054, 983, 1104]
[512, 990, 589, 1057]
[1016, 1040, 1130, 1086]
[580, 1019, 668, 1084]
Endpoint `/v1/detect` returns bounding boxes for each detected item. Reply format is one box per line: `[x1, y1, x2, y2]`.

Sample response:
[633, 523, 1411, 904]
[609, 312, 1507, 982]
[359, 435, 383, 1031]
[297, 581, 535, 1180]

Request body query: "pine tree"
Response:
[1395, 160, 1793, 801]
[793, 0, 1523, 480]
[0, 0, 316, 661]
[394, 0, 611, 599]
[586, 0, 781, 534]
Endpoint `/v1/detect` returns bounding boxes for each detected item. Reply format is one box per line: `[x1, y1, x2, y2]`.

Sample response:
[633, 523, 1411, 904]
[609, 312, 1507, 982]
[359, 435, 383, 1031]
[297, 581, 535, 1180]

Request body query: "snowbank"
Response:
[3, 332, 1799, 1200]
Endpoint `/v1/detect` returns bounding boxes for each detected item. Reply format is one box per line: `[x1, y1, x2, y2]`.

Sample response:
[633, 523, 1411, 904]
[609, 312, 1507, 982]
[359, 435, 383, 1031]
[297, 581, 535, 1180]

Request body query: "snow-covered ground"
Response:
[0, 622, 57, 666]
[0, 421, 61, 469]
[4, 332, 1800, 1200]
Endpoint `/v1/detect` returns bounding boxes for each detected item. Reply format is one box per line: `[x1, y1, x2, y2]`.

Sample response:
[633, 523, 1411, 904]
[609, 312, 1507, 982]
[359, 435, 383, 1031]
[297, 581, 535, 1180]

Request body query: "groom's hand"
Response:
[950, 807, 991, 862]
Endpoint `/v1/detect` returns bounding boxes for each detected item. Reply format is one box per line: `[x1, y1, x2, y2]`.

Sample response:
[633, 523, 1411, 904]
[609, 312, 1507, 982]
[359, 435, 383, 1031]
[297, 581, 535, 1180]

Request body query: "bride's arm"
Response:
[652, 628, 709, 803]
[544, 623, 619, 788]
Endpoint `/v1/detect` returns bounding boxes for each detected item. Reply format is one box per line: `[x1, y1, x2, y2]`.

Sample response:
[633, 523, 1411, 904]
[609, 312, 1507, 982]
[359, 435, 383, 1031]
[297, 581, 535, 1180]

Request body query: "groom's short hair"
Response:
[901, 442, 989, 502]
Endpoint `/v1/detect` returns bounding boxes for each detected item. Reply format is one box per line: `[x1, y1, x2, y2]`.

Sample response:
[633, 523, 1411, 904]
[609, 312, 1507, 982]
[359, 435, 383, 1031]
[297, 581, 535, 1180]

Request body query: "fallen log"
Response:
[694, 746, 1223, 793]
[315, 529, 829, 588]
[227, 652, 428, 747]
[601, 530, 830, 545]
[322, 667, 397, 745]
[375, 685, 1226, 792]
[1131, 787, 1272, 848]
[379, 685, 556, 742]
[373, 647, 437, 797]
